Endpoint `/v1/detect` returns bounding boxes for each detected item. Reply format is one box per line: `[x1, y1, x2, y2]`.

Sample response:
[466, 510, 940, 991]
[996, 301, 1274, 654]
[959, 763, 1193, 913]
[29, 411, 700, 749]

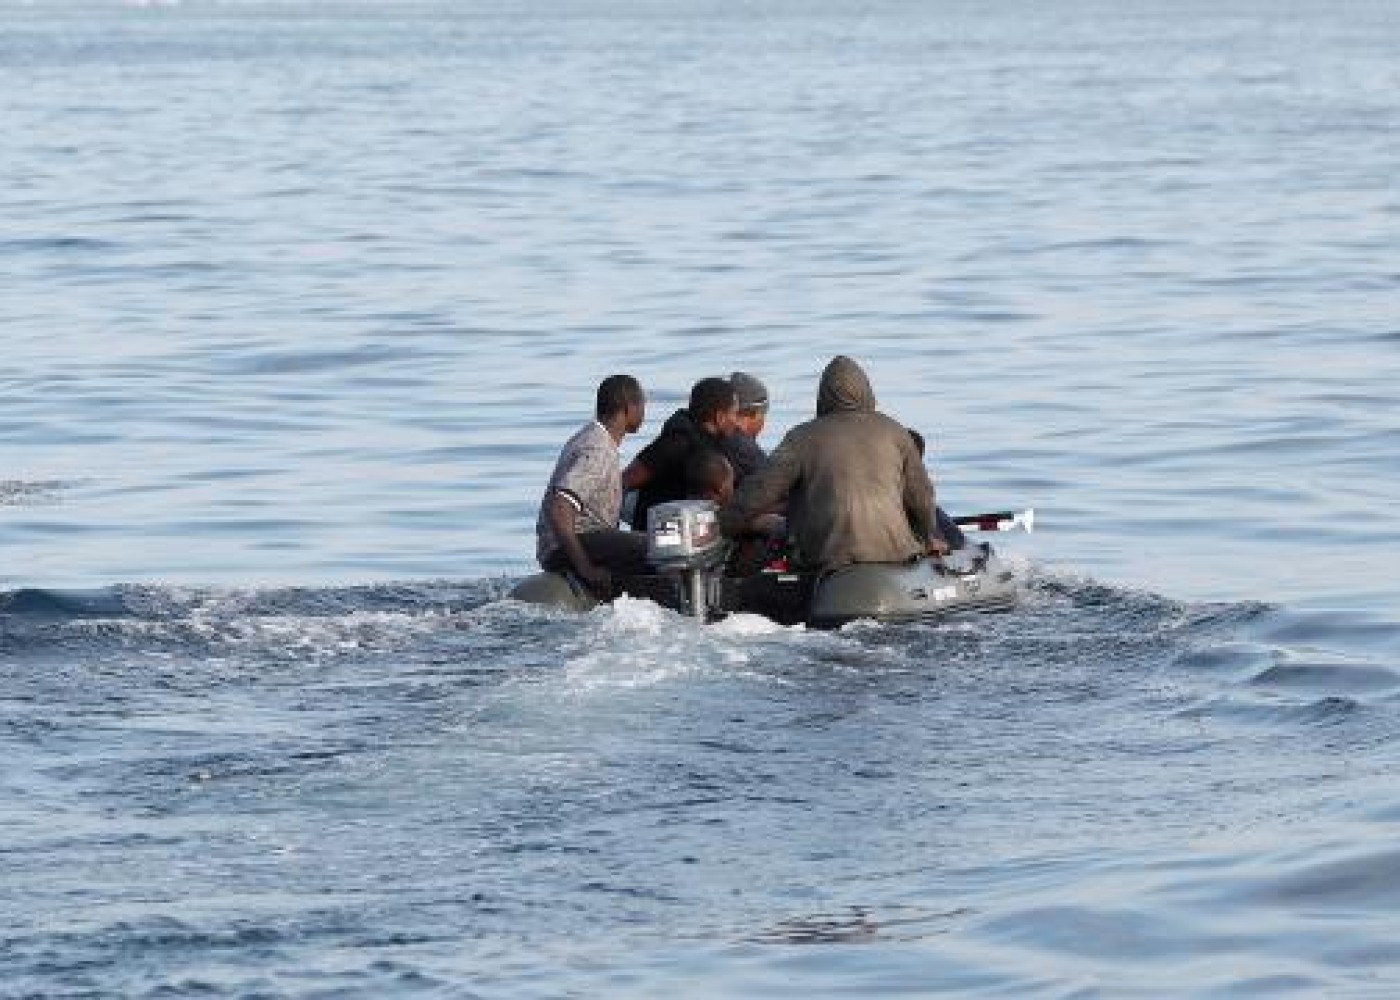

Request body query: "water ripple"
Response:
[4, 2, 1400, 995]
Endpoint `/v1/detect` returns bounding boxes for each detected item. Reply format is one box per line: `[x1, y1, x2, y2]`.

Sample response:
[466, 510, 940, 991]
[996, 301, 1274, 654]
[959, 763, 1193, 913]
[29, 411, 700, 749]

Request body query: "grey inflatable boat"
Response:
[511, 500, 1018, 628]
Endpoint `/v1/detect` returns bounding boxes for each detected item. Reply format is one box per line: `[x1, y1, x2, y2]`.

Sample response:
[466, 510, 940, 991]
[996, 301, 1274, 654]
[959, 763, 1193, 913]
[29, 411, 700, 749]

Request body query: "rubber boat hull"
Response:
[510, 543, 1017, 628]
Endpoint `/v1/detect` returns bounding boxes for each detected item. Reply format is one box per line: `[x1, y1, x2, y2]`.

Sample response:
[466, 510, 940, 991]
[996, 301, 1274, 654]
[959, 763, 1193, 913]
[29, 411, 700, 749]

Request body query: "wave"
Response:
[0, 568, 1373, 687]
[3, 571, 1390, 730]
[0, 479, 81, 506]
[5, 569, 1398, 999]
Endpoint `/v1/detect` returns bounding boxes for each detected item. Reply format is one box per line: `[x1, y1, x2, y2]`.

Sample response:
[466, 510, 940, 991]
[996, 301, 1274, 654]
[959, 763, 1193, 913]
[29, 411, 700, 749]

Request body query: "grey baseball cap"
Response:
[730, 371, 769, 411]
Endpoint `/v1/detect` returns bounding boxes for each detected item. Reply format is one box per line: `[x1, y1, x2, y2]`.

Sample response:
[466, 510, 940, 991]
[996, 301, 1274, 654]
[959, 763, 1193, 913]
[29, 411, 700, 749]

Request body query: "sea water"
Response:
[3, 1, 1399, 995]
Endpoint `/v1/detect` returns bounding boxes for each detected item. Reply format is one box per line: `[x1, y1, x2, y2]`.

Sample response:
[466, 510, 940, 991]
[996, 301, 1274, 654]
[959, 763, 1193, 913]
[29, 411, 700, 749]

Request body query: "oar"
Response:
[953, 508, 1035, 534]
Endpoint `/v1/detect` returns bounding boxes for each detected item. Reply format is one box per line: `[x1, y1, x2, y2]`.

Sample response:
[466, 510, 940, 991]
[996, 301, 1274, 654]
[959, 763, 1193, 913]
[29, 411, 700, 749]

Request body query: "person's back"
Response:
[720, 356, 933, 571]
[775, 412, 929, 568]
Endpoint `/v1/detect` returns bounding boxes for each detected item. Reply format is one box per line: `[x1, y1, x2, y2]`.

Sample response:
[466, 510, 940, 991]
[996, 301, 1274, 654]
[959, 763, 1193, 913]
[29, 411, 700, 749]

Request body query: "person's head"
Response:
[816, 355, 876, 417]
[596, 374, 646, 434]
[730, 371, 769, 439]
[908, 428, 926, 457]
[688, 377, 739, 436]
[685, 449, 735, 506]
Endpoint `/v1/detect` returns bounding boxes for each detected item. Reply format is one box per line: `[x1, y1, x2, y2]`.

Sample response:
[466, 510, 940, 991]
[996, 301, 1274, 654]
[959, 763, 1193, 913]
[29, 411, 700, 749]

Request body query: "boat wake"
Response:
[5, 566, 1399, 997]
[3, 565, 1391, 705]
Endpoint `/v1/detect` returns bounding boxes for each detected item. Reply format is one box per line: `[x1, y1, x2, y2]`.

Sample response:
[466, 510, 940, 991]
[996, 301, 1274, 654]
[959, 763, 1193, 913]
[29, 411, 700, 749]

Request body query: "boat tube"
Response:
[510, 500, 1018, 628]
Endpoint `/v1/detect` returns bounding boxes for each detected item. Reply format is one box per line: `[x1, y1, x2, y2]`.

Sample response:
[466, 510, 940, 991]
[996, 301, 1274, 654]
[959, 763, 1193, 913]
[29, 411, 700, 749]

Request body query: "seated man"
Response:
[685, 449, 784, 577]
[907, 428, 966, 552]
[720, 371, 770, 485]
[536, 374, 650, 594]
[623, 377, 739, 530]
[685, 448, 736, 507]
[719, 355, 937, 572]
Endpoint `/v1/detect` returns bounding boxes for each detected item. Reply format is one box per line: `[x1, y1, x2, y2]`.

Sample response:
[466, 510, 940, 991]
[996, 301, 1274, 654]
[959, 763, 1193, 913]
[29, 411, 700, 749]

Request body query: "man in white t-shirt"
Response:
[536, 374, 650, 593]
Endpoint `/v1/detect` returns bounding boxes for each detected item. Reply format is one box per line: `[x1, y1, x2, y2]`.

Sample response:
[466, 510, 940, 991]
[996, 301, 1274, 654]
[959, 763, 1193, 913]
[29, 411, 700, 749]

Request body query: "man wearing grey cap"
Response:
[721, 371, 770, 485]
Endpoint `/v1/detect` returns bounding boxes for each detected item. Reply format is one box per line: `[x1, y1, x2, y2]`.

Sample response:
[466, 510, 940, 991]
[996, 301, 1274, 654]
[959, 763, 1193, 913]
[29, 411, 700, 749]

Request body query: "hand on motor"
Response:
[926, 537, 951, 557]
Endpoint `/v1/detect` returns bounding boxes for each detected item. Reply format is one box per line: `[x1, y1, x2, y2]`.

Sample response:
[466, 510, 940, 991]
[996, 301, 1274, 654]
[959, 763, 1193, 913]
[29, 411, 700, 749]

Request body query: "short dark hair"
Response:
[596, 374, 643, 421]
[688, 377, 737, 425]
[685, 449, 733, 499]
[908, 428, 926, 456]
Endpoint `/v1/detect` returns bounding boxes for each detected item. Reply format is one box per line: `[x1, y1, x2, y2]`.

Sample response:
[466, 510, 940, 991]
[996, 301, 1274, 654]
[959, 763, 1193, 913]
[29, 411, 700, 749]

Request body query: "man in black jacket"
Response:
[720, 371, 770, 485]
[623, 377, 738, 530]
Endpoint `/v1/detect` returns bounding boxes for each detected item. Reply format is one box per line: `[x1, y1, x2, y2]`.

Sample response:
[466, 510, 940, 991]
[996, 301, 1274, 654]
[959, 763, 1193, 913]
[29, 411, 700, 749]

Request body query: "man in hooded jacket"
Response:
[718, 356, 937, 571]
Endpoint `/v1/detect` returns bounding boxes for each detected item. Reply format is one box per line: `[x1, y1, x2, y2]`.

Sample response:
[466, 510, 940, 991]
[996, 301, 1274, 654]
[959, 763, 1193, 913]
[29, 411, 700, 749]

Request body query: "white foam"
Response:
[549, 596, 832, 691]
[709, 612, 799, 637]
[593, 594, 686, 636]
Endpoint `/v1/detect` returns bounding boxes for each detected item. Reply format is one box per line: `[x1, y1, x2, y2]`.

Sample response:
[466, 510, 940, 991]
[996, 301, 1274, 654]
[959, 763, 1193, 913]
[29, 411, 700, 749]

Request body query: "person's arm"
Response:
[621, 427, 673, 492]
[621, 459, 652, 492]
[901, 437, 937, 550]
[719, 434, 800, 537]
[721, 433, 766, 483]
[547, 491, 610, 591]
[625, 421, 698, 493]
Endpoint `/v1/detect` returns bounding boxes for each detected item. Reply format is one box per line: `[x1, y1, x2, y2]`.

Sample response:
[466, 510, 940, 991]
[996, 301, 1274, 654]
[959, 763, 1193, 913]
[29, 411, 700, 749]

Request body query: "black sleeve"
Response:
[721, 433, 767, 483]
[635, 429, 689, 481]
[720, 432, 799, 537]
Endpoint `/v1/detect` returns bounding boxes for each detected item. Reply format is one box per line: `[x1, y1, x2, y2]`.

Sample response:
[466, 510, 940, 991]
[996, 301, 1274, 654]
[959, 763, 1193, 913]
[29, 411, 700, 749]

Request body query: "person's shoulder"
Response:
[642, 411, 696, 459]
[561, 421, 614, 456]
[723, 431, 764, 459]
[867, 411, 914, 437]
[767, 417, 820, 457]
[560, 419, 594, 444]
[795, 410, 859, 441]
[639, 410, 685, 445]
[658, 408, 695, 436]
[780, 415, 822, 437]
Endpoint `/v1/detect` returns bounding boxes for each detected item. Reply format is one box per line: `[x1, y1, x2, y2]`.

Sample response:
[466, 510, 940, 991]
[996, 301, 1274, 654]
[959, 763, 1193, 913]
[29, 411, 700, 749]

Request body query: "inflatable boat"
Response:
[511, 500, 1020, 628]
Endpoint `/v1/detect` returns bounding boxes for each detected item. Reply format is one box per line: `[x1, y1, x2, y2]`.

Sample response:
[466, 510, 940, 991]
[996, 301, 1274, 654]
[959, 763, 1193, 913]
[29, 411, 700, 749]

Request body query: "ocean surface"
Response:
[3, 1, 1399, 995]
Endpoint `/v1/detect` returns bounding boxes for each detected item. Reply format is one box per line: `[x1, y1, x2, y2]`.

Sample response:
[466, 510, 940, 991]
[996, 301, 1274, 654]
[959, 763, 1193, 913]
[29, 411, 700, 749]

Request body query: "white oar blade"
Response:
[955, 508, 1036, 533]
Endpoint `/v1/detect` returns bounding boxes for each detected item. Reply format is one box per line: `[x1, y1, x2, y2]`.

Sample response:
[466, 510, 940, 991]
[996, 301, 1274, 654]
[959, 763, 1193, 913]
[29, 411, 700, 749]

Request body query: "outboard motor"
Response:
[646, 500, 727, 620]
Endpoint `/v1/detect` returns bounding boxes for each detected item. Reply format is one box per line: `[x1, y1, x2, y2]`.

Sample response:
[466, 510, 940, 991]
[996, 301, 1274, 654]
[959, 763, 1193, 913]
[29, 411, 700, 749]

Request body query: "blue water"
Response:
[3, 2, 1399, 995]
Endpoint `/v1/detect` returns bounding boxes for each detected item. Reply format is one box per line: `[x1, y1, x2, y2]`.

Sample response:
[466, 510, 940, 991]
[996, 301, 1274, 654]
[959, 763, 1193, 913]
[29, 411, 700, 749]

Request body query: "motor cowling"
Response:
[646, 500, 727, 619]
[646, 500, 726, 570]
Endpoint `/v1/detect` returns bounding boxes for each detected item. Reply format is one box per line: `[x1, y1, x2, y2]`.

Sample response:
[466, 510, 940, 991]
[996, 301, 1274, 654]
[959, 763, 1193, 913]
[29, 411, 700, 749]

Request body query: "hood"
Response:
[816, 355, 876, 416]
[661, 407, 707, 439]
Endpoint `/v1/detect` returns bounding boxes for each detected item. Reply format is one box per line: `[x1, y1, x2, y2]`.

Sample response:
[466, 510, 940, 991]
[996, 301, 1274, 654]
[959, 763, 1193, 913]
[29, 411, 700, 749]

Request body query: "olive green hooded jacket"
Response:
[719, 356, 934, 570]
